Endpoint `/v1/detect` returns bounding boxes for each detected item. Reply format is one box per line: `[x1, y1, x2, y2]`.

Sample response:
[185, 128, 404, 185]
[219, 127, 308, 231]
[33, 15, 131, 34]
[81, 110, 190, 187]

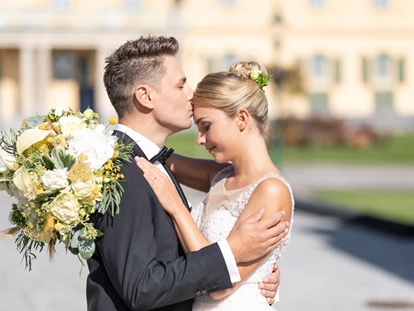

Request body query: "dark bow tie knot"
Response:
[149, 146, 174, 164]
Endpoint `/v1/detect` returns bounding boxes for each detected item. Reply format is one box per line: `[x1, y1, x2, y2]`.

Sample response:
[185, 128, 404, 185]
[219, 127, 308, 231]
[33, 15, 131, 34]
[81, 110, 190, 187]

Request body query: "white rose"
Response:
[83, 108, 94, 120]
[72, 179, 95, 199]
[41, 168, 68, 191]
[69, 124, 117, 170]
[50, 193, 79, 224]
[59, 115, 87, 138]
[55, 107, 65, 117]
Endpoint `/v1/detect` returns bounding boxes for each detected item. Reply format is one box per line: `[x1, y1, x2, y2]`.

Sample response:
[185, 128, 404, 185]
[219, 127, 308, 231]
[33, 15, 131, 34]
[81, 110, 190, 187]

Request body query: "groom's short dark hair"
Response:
[104, 36, 179, 118]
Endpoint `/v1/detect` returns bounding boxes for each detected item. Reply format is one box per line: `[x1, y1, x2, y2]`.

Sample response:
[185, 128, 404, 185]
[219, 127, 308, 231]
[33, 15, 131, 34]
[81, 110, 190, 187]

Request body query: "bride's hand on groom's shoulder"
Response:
[135, 157, 184, 215]
[227, 209, 289, 263]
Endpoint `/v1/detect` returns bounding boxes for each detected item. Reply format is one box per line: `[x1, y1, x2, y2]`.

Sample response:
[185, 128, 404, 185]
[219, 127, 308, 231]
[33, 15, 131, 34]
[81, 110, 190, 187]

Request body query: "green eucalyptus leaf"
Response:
[79, 239, 95, 260]
[71, 230, 81, 249]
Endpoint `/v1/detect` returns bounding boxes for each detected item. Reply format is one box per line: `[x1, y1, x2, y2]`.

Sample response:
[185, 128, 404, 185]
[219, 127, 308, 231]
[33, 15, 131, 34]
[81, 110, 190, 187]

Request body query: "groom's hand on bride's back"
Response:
[227, 208, 289, 263]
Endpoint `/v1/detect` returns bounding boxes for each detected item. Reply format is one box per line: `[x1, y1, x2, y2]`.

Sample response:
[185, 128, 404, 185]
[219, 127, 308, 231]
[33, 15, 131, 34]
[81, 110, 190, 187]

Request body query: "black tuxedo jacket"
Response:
[86, 132, 232, 311]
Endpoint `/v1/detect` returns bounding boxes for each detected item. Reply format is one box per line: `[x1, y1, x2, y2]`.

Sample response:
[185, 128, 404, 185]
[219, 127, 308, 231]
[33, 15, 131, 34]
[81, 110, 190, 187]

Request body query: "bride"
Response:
[136, 61, 294, 310]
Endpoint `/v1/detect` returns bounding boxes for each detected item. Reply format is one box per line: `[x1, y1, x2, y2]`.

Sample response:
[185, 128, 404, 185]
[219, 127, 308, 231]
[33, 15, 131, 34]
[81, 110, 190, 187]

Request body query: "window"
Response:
[373, 0, 389, 9]
[375, 92, 394, 115]
[53, 52, 75, 80]
[309, 92, 329, 116]
[78, 56, 90, 87]
[51, 0, 71, 11]
[125, 0, 141, 11]
[311, 55, 327, 78]
[374, 54, 391, 80]
[308, 0, 325, 8]
[223, 54, 236, 70]
[220, 0, 236, 6]
[273, 14, 283, 24]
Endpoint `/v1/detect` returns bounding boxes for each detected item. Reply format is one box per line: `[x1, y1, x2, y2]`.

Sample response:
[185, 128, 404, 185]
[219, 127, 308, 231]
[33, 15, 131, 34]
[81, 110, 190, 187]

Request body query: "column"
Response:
[36, 46, 51, 115]
[94, 46, 115, 118]
[19, 44, 36, 117]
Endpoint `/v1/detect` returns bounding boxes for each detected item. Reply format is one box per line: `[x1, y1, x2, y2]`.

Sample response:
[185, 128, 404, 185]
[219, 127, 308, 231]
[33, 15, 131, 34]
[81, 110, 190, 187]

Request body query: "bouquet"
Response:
[0, 107, 134, 270]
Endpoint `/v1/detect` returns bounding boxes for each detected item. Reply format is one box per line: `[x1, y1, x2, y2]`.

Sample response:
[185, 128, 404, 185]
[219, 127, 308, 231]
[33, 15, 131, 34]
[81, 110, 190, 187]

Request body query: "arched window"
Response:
[125, 0, 141, 10]
[51, 0, 71, 11]
[373, 0, 389, 9]
[308, 0, 325, 8]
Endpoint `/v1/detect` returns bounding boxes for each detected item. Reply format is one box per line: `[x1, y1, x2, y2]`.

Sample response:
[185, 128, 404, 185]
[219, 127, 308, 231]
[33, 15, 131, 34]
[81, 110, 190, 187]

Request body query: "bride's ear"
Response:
[134, 86, 155, 110]
[236, 109, 249, 132]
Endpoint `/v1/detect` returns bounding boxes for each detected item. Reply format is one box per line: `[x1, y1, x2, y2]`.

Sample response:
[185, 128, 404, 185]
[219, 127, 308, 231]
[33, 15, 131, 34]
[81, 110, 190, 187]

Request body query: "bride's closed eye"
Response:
[202, 123, 211, 132]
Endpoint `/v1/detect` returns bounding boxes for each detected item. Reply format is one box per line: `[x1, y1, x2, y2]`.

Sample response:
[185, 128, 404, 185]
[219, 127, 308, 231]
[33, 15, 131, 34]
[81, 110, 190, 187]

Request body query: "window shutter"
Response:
[398, 58, 405, 83]
[334, 59, 341, 83]
[362, 57, 369, 83]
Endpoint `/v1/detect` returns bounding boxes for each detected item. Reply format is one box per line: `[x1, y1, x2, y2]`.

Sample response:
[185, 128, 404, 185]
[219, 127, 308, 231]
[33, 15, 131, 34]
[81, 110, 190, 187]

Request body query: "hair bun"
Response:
[229, 61, 268, 79]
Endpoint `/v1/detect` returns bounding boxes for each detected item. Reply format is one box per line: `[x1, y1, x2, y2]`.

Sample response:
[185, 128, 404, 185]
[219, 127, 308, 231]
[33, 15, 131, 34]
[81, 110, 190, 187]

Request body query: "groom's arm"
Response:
[95, 163, 232, 310]
[167, 154, 227, 192]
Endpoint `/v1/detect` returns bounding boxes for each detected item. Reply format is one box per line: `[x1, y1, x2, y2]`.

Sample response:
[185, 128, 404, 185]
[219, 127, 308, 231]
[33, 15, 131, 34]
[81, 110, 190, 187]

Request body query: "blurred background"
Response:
[0, 0, 413, 310]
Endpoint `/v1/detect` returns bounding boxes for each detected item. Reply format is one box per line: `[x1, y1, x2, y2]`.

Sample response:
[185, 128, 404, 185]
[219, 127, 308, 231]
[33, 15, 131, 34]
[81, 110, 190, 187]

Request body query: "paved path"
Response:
[1, 187, 413, 311]
[283, 164, 414, 197]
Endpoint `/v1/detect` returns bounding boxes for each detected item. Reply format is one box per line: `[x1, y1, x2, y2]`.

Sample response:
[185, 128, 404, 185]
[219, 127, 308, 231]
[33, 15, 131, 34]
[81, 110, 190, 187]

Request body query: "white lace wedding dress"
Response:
[191, 165, 294, 311]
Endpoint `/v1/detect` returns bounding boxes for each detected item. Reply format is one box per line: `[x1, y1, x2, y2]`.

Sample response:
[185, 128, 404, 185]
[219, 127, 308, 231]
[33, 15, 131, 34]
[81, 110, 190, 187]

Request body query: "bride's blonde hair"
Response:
[193, 61, 270, 137]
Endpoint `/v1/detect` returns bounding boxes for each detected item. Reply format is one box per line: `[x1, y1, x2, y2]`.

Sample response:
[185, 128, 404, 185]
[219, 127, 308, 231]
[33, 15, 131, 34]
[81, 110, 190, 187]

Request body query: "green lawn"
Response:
[270, 134, 414, 164]
[166, 131, 414, 164]
[313, 190, 414, 226]
[165, 131, 212, 159]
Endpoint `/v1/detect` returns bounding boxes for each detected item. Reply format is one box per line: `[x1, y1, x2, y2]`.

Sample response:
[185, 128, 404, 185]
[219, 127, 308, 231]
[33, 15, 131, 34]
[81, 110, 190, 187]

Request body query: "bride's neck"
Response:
[231, 135, 274, 182]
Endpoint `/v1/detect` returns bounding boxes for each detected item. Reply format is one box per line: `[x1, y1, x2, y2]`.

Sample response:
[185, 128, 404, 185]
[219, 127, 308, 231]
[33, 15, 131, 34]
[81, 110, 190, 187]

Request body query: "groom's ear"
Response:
[236, 109, 249, 132]
[134, 85, 155, 110]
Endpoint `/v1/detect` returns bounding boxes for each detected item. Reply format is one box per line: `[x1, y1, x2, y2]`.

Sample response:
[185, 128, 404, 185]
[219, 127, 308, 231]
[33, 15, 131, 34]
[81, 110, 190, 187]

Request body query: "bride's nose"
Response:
[196, 132, 206, 146]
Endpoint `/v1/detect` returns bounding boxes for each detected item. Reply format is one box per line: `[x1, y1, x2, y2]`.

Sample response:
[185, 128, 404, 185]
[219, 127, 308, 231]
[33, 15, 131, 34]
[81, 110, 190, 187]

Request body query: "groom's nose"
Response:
[187, 85, 194, 100]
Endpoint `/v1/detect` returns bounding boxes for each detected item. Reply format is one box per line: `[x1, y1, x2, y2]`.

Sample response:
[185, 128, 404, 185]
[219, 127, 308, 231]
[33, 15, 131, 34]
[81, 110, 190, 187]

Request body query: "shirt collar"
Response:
[115, 124, 161, 160]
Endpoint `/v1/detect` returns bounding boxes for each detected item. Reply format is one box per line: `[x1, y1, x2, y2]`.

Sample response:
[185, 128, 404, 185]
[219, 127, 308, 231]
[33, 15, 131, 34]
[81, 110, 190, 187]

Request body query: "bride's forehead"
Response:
[192, 105, 215, 118]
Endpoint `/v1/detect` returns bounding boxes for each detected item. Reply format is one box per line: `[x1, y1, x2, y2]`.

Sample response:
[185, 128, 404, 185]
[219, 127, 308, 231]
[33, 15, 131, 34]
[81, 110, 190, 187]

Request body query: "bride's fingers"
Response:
[135, 157, 163, 184]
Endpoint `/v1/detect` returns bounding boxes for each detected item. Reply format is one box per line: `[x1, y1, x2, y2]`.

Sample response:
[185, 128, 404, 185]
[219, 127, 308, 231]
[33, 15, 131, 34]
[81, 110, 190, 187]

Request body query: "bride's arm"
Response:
[166, 153, 228, 192]
[136, 157, 292, 300]
[209, 178, 292, 300]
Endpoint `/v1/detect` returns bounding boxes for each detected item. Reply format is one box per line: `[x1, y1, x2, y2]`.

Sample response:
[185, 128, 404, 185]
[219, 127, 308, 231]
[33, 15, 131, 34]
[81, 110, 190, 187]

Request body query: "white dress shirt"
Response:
[115, 124, 241, 283]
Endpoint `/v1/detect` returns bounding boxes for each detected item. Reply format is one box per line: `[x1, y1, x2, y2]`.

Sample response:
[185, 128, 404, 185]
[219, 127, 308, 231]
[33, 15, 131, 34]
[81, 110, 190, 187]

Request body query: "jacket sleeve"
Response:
[95, 161, 232, 310]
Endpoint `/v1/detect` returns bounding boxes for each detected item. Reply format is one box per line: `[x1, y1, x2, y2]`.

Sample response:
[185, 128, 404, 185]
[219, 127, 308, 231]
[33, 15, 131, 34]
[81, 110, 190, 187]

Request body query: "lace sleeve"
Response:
[210, 164, 234, 187]
[191, 198, 205, 227]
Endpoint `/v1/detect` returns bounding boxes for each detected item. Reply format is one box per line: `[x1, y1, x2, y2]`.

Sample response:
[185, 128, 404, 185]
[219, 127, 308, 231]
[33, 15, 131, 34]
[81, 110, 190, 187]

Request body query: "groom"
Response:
[86, 36, 288, 311]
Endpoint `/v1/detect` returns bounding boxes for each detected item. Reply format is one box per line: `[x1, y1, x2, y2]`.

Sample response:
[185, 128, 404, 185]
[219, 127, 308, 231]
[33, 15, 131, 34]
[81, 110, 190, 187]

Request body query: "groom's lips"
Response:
[207, 147, 215, 153]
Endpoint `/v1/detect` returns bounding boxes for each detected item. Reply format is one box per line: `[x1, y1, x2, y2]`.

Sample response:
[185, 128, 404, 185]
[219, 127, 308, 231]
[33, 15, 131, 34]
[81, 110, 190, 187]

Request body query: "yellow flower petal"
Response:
[16, 129, 51, 154]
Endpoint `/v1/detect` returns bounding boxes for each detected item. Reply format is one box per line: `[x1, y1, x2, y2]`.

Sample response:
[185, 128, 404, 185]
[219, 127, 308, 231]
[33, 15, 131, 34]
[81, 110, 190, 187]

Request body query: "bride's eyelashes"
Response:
[202, 123, 211, 132]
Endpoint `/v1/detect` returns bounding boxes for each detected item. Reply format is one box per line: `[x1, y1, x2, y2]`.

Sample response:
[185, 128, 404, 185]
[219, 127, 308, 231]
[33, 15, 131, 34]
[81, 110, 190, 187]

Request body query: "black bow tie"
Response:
[149, 146, 174, 164]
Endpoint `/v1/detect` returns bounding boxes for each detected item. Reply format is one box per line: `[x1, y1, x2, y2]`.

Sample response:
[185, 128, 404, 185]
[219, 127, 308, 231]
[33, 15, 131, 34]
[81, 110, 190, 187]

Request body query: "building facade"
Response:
[0, 0, 276, 127]
[274, 0, 414, 130]
[0, 0, 413, 130]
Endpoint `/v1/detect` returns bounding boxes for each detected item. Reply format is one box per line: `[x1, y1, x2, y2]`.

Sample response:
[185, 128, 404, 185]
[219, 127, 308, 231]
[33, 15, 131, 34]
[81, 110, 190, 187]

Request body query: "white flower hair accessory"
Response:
[249, 69, 270, 92]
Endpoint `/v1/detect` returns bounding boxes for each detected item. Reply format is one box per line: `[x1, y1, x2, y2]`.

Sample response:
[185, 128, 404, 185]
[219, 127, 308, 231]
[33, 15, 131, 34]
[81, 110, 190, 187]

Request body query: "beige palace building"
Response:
[275, 0, 414, 130]
[0, 0, 413, 130]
